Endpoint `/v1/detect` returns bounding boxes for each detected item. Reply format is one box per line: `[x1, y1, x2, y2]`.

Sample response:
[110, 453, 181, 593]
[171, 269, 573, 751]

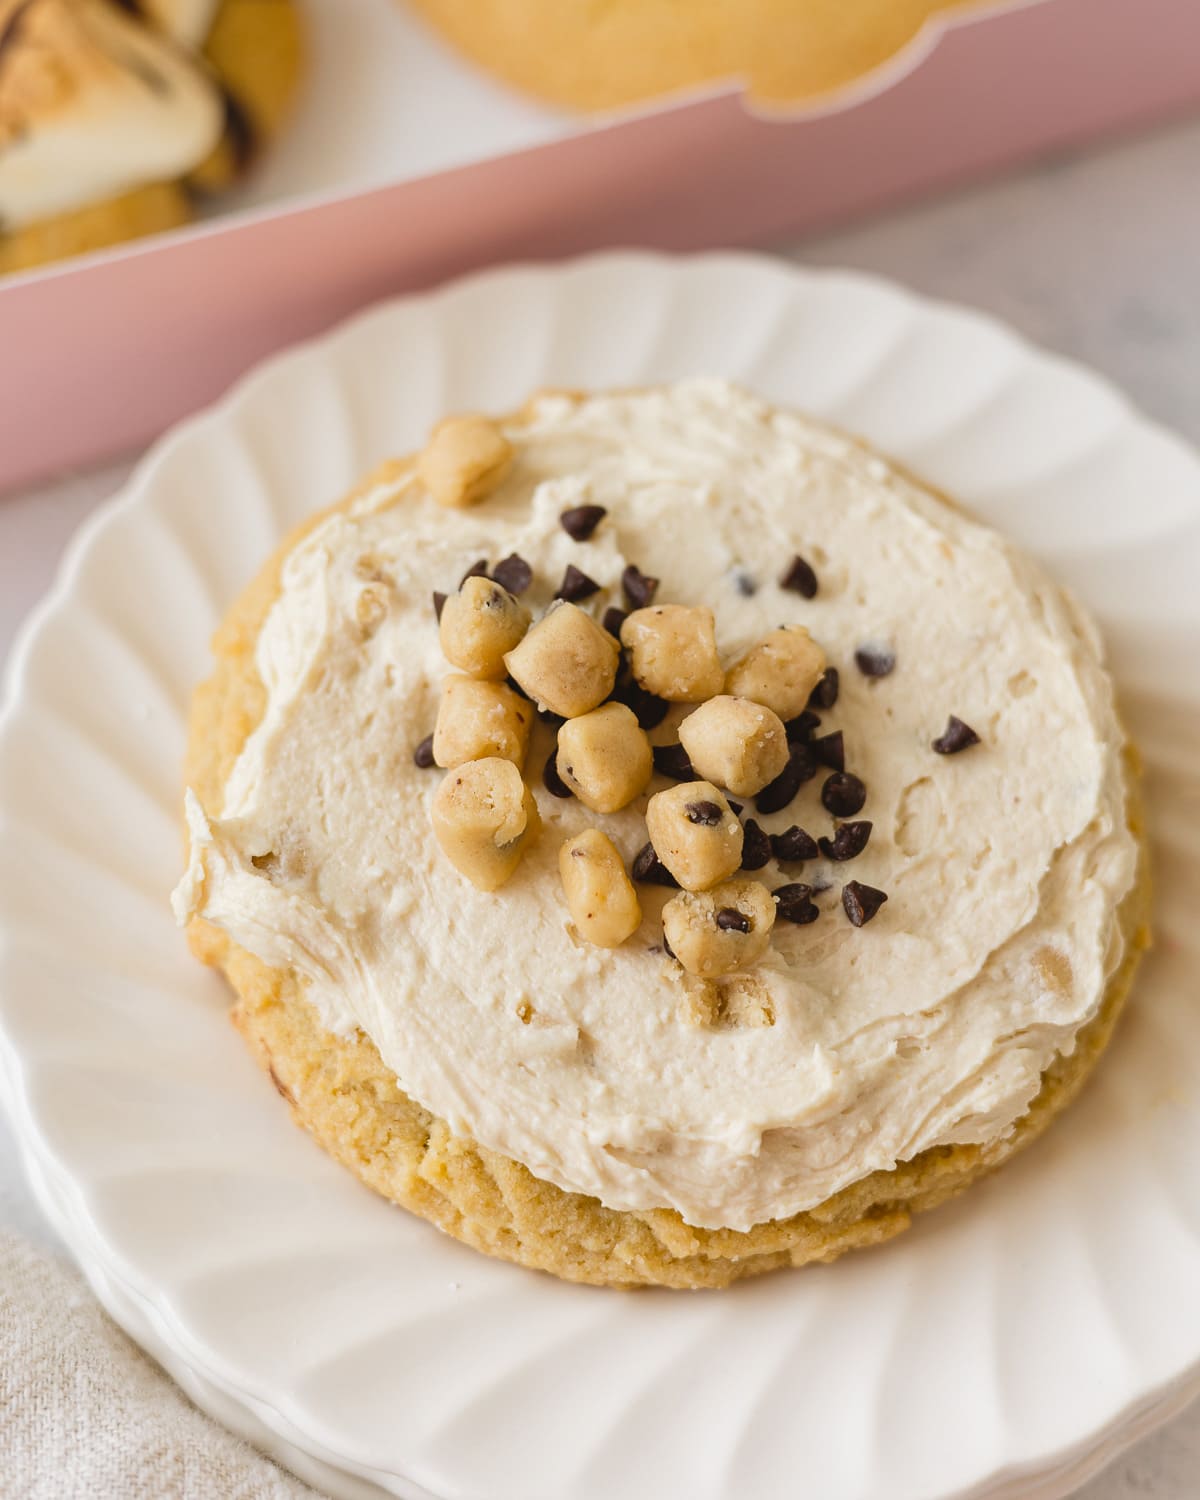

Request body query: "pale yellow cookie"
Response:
[179, 430, 1152, 1290]
[404, 0, 994, 112]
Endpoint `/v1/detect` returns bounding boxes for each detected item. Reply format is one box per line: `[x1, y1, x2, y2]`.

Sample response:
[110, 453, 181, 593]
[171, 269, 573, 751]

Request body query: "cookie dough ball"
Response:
[662, 879, 776, 978]
[439, 575, 531, 680]
[418, 415, 514, 509]
[725, 626, 826, 721]
[645, 782, 743, 892]
[558, 829, 642, 948]
[432, 758, 540, 892]
[678, 696, 789, 797]
[504, 602, 620, 718]
[432, 675, 533, 770]
[555, 702, 653, 814]
[620, 605, 724, 703]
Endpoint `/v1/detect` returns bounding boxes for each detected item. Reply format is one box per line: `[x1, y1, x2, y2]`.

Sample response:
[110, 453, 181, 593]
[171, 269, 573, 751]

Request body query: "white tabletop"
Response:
[2, 114, 1198, 1498]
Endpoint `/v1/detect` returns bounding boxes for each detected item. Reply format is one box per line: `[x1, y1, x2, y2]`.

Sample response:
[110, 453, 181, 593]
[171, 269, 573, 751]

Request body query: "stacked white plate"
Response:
[2, 253, 1199, 1500]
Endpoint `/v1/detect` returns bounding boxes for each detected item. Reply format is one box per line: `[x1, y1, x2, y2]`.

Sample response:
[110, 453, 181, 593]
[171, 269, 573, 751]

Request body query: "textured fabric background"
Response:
[0, 1234, 318, 1499]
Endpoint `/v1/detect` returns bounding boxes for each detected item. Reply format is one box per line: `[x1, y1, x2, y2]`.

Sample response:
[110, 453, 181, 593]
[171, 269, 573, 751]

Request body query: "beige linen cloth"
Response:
[1, 1232, 322, 1498]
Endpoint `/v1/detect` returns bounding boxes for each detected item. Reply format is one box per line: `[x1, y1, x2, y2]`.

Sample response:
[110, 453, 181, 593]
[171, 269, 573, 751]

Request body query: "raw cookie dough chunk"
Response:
[662, 879, 777, 978]
[678, 695, 789, 796]
[620, 605, 724, 703]
[559, 829, 642, 948]
[432, 757, 540, 891]
[505, 602, 620, 718]
[439, 575, 531, 679]
[726, 626, 826, 721]
[556, 702, 653, 813]
[433, 675, 533, 769]
[645, 782, 743, 891]
[418, 415, 513, 508]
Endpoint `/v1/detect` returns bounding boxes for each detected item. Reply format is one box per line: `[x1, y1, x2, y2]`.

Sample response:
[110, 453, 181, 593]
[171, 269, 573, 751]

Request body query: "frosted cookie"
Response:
[0, 0, 303, 275]
[405, 0, 990, 112]
[174, 380, 1150, 1288]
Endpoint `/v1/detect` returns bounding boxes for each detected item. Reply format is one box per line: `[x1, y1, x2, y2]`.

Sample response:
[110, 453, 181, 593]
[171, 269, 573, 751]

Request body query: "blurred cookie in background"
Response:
[404, 0, 988, 112]
[0, 0, 303, 276]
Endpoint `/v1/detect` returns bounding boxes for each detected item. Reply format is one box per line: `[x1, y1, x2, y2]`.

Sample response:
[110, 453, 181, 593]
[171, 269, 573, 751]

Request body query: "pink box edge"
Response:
[2, 0, 1199, 494]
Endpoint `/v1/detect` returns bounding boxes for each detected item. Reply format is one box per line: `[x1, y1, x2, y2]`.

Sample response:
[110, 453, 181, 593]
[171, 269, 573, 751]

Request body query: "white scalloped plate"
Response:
[2, 252, 1200, 1500]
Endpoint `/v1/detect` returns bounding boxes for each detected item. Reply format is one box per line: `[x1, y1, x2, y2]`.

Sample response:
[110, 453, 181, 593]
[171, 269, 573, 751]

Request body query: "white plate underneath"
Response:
[2, 252, 1199, 1500]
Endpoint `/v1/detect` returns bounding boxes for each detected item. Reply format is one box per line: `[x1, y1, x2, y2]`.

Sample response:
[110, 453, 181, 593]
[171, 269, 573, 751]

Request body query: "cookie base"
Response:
[182, 455, 1152, 1289]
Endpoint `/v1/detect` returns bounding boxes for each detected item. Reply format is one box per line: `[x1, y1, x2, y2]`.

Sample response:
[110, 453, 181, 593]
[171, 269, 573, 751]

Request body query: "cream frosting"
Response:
[0, 0, 222, 231]
[174, 380, 1138, 1232]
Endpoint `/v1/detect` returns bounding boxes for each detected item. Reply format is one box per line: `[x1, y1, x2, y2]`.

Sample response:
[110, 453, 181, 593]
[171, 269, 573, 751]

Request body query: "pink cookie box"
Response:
[1, 0, 1198, 494]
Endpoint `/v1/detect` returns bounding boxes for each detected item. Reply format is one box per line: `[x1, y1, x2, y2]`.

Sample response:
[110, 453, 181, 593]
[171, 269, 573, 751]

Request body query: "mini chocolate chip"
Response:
[609, 671, 669, 730]
[715, 907, 751, 933]
[780, 554, 818, 598]
[686, 799, 724, 826]
[731, 819, 769, 872]
[933, 715, 981, 754]
[774, 883, 820, 924]
[491, 553, 533, 595]
[843, 880, 888, 926]
[460, 557, 489, 586]
[413, 734, 435, 768]
[822, 771, 866, 817]
[784, 710, 821, 743]
[732, 568, 757, 597]
[855, 644, 895, 678]
[559, 504, 607, 541]
[819, 821, 873, 861]
[756, 742, 818, 815]
[771, 826, 819, 862]
[629, 685, 670, 730]
[633, 842, 679, 888]
[653, 743, 695, 781]
[622, 564, 660, 609]
[602, 605, 628, 637]
[542, 750, 573, 799]
[808, 667, 840, 711]
[727, 800, 744, 816]
[813, 730, 844, 772]
[432, 591, 448, 623]
[555, 564, 601, 603]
